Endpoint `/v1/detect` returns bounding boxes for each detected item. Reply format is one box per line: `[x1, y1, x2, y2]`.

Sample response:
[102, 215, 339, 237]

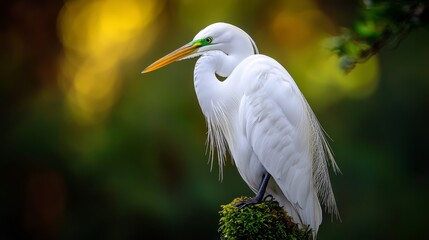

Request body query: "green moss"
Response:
[218, 196, 312, 240]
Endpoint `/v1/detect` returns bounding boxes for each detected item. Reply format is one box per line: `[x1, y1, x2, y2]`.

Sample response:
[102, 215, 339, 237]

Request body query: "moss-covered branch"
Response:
[218, 196, 311, 240]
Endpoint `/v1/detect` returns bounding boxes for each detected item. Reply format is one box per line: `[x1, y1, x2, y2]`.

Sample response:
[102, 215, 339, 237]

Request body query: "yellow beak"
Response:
[142, 41, 201, 74]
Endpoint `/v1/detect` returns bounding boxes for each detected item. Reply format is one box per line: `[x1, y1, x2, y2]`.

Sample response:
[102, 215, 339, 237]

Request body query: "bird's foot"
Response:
[234, 198, 260, 209]
[234, 195, 274, 209]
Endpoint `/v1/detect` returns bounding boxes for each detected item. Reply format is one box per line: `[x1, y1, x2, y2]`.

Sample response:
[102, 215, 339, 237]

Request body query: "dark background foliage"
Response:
[1, 0, 428, 239]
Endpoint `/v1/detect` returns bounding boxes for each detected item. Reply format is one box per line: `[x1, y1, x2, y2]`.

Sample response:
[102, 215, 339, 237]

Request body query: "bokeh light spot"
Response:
[57, 0, 164, 124]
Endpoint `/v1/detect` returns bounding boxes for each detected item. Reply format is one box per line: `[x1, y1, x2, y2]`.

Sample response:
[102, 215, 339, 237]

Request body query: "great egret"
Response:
[142, 22, 340, 238]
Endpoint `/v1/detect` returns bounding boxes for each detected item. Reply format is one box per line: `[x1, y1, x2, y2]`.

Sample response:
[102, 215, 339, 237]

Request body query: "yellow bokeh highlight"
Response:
[270, 9, 336, 50]
[58, 0, 164, 124]
[290, 43, 379, 107]
[71, 61, 119, 114]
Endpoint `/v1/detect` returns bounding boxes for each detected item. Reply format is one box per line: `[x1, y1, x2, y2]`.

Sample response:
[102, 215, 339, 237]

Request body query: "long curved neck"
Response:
[194, 51, 243, 173]
[193, 52, 235, 118]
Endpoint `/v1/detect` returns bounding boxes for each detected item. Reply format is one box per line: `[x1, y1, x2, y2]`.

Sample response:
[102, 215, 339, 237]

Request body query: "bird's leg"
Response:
[235, 171, 271, 208]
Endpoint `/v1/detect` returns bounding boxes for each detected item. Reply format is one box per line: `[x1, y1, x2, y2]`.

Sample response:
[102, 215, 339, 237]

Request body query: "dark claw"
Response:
[234, 194, 274, 209]
[234, 172, 272, 209]
[234, 198, 260, 209]
[263, 194, 273, 201]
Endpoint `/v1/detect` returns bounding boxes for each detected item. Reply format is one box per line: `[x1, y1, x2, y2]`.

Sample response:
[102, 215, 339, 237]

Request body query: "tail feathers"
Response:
[267, 181, 322, 240]
[269, 191, 302, 223]
[309, 190, 322, 240]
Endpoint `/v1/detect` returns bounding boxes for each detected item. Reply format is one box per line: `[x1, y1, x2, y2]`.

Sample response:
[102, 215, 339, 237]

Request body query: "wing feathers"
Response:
[238, 55, 339, 231]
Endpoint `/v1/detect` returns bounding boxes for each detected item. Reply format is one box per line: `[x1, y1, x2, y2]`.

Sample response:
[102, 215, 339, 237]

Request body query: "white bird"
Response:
[142, 22, 340, 239]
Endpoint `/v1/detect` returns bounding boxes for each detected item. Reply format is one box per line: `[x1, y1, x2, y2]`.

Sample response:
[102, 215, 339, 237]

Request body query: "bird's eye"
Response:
[205, 37, 213, 43]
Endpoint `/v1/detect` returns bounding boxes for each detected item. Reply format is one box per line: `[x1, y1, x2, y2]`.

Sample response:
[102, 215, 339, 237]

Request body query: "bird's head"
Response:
[142, 22, 258, 74]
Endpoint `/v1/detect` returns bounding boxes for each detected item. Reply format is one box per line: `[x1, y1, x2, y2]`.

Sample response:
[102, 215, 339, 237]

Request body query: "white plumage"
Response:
[143, 22, 340, 239]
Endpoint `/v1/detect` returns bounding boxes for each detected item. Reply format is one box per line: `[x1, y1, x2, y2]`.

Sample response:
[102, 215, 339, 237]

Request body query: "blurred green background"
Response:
[1, 0, 428, 239]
